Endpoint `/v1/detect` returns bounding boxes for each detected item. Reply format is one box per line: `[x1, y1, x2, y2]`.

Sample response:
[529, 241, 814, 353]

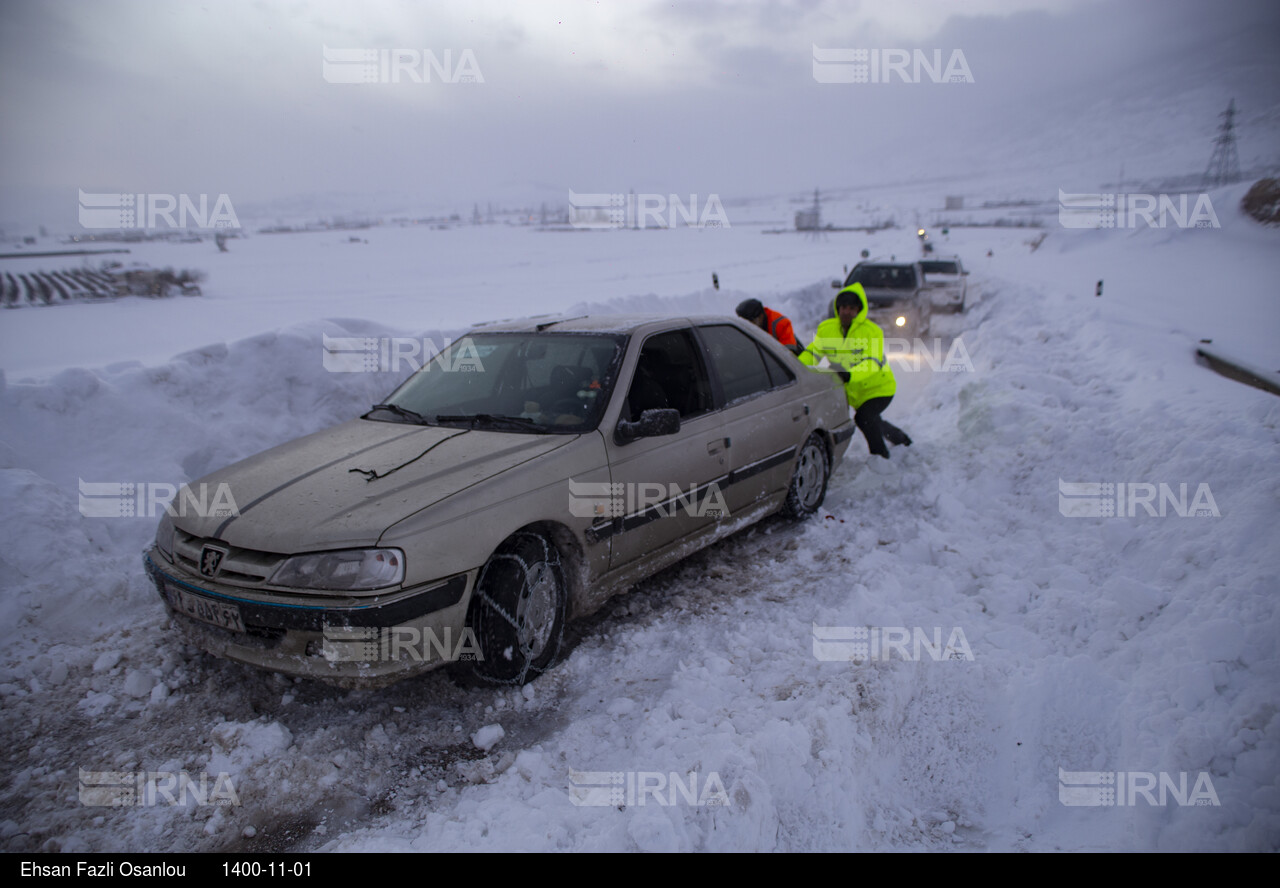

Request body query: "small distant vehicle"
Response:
[917, 227, 934, 255]
[919, 257, 968, 313]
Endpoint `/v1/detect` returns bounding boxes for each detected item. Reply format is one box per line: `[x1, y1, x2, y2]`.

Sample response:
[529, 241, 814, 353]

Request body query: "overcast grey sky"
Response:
[2, 0, 1277, 227]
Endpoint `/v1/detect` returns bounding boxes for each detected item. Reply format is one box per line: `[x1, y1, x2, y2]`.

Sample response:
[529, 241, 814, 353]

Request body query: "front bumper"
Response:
[144, 549, 478, 686]
[869, 305, 926, 336]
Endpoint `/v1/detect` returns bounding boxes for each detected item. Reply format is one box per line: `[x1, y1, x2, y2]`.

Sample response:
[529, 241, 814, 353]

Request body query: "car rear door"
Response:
[695, 323, 805, 519]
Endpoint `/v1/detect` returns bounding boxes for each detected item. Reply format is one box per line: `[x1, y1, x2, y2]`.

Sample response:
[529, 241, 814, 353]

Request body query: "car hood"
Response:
[176, 419, 575, 552]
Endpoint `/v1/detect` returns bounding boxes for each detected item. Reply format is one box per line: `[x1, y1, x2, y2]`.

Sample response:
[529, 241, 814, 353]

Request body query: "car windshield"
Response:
[848, 265, 918, 290]
[370, 332, 626, 433]
[920, 261, 959, 274]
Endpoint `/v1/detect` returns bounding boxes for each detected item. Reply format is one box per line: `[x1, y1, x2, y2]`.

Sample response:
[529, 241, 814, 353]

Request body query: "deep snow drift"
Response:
[0, 185, 1276, 852]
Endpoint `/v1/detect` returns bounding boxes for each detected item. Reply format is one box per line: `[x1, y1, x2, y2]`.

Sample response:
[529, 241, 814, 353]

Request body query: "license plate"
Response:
[168, 585, 245, 633]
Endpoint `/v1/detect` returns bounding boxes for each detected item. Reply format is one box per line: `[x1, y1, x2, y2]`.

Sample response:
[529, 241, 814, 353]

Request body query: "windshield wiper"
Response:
[366, 403, 432, 425]
[434, 413, 543, 432]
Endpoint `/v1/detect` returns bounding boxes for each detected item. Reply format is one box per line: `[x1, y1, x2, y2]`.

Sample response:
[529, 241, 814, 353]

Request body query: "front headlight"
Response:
[895, 316, 907, 327]
[155, 514, 175, 559]
[270, 548, 405, 591]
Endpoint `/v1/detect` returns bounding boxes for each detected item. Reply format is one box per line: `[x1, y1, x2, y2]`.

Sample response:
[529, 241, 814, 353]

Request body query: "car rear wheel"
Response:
[466, 532, 567, 685]
[782, 434, 830, 518]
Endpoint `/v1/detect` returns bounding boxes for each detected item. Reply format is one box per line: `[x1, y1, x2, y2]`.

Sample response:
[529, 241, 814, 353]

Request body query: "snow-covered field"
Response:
[0, 184, 1277, 852]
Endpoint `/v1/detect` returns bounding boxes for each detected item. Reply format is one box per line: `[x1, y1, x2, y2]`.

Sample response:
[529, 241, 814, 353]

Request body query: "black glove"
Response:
[836, 369, 851, 384]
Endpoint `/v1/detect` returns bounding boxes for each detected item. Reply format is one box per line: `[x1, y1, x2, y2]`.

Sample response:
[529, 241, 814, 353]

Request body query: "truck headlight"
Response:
[270, 548, 405, 591]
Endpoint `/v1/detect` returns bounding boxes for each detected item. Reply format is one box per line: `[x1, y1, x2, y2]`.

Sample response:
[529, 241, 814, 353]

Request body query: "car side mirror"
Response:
[615, 408, 681, 444]
[961, 270, 969, 276]
[830, 280, 842, 289]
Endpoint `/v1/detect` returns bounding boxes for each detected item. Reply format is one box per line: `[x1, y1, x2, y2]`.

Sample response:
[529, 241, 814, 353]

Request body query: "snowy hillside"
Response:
[0, 180, 1276, 852]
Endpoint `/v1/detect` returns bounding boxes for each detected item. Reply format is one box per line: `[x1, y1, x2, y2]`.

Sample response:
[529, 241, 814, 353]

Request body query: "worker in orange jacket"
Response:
[736, 299, 803, 356]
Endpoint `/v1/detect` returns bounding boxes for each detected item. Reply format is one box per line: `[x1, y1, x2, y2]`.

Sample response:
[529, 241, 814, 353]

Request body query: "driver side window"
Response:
[625, 330, 713, 422]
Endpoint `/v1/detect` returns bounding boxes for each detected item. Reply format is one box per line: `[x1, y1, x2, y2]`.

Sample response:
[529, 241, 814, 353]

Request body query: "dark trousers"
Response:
[854, 396, 909, 458]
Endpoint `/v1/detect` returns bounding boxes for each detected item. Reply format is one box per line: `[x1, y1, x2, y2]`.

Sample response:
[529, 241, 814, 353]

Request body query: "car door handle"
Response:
[793, 404, 810, 421]
[707, 437, 730, 454]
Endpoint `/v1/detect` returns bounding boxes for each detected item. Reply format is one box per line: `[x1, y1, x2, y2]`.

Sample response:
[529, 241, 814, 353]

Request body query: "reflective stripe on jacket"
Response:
[763, 308, 797, 347]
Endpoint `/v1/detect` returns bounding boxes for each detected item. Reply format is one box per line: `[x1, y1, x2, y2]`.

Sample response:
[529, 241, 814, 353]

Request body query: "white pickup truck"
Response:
[919, 257, 968, 313]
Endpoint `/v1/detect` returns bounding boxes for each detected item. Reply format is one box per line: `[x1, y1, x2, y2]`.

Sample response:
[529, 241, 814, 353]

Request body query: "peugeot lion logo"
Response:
[199, 545, 227, 578]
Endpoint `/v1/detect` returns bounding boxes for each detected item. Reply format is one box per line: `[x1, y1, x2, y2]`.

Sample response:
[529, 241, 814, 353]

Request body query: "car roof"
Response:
[466, 314, 752, 335]
[856, 258, 919, 268]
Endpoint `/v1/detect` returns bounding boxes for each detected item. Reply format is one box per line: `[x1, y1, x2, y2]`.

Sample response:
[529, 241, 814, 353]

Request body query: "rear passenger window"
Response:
[761, 347, 795, 388]
[699, 325, 779, 404]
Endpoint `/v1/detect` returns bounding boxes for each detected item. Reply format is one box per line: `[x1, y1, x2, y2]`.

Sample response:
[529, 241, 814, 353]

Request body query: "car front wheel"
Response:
[782, 434, 830, 518]
[466, 532, 567, 685]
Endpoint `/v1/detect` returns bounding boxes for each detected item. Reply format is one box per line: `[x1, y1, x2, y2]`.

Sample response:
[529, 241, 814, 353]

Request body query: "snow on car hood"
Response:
[174, 418, 574, 552]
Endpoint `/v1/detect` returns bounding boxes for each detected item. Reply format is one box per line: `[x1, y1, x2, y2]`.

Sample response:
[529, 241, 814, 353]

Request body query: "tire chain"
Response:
[471, 532, 563, 682]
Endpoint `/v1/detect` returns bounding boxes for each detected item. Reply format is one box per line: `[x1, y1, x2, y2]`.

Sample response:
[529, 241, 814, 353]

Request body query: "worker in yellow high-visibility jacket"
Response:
[799, 283, 912, 458]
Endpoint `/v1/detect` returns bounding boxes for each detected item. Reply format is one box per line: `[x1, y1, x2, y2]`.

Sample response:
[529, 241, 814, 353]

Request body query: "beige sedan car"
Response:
[144, 315, 854, 686]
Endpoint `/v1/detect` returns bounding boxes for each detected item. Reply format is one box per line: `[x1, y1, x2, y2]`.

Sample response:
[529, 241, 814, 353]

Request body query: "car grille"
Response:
[172, 529, 283, 588]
